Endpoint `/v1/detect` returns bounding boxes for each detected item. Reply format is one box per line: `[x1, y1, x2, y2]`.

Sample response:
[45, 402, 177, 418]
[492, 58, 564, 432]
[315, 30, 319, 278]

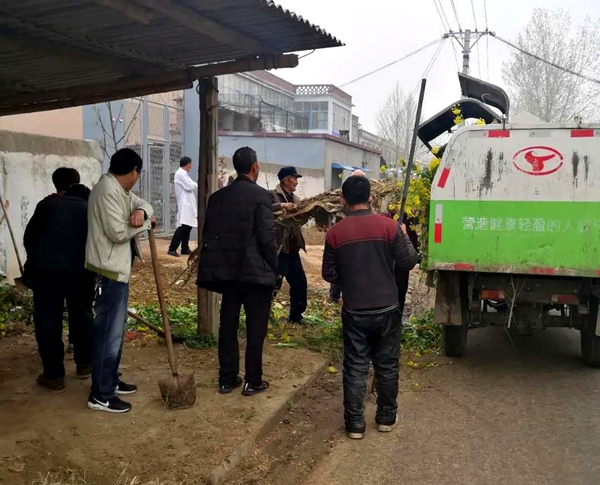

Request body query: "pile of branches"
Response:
[171, 179, 396, 287]
[277, 179, 395, 229]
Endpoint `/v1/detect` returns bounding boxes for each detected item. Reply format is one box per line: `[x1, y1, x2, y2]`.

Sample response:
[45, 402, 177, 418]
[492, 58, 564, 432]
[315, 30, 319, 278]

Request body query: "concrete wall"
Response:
[0, 108, 83, 140]
[218, 157, 324, 199]
[183, 81, 200, 183]
[219, 134, 326, 171]
[0, 131, 103, 281]
[323, 139, 380, 189]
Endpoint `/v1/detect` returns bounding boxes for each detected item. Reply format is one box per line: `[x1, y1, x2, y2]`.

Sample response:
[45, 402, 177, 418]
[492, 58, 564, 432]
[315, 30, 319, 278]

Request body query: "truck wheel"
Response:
[581, 296, 600, 367]
[443, 323, 467, 358]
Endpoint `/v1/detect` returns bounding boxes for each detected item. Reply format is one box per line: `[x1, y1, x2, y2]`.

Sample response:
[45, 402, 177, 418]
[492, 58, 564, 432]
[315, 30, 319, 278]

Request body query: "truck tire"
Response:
[581, 296, 600, 367]
[443, 323, 467, 357]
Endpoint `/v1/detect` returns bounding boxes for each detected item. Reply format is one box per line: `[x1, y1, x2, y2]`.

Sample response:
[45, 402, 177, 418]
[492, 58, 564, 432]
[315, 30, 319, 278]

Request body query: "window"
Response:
[294, 100, 329, 130]
[332, 103, 350, 133]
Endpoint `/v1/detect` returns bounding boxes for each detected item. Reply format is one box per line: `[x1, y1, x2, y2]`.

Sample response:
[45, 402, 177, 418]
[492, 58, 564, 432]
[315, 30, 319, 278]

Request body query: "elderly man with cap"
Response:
[270, 166, 308, 324]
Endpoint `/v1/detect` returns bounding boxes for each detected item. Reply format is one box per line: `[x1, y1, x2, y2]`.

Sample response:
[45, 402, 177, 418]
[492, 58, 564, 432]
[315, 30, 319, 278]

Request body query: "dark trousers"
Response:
[277, 252, 307, 322]
[395, 267, 411, 316]
[219, 286, 272, 386]
[330, 284, 342, 302]
[169, 224, 193, 252]
[342, 307, 402, 433]
[33, 270, 94, 379]
[91, 276, 129, 400]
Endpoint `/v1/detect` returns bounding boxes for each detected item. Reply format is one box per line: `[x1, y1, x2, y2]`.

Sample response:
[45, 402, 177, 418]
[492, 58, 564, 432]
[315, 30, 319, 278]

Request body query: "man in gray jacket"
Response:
[86, 148, 153, 413]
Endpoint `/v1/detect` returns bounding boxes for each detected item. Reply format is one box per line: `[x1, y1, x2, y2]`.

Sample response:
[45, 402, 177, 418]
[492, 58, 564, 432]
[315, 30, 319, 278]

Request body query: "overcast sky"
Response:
[274, 0, 599, 133]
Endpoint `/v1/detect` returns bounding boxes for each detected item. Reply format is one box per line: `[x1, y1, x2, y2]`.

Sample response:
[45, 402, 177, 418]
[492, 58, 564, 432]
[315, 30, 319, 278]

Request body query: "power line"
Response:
[450, 0, 463, 31]
[339, 37, 444, 88]
[436, 0, 453, 32]
[432, 0, 460, 69]
[491, 32, 600, 86]
[484, 0, 490, 81]
[471, 0, 481, 78]
[366, 39, 447, 166]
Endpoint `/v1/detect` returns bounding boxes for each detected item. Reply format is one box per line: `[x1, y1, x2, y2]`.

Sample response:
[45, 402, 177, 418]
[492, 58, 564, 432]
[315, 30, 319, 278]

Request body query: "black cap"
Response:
[277, 166, 302, 181]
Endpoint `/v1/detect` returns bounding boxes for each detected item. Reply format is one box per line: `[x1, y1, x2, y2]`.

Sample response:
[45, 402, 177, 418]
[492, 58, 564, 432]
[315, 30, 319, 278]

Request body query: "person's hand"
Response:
[129, 209, 146, 228]
[150, 216, 157, 229]
[281, 203, 297, 211]
[400, 223, 408, 235]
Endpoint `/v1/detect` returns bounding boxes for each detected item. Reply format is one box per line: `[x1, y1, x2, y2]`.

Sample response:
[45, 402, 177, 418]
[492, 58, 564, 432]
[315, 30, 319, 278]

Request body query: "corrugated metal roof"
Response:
[0, 0, 342, 115]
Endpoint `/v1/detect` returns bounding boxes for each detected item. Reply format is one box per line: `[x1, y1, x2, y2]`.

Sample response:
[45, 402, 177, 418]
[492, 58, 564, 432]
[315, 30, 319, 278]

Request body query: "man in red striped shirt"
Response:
[322, 176, 417, 439]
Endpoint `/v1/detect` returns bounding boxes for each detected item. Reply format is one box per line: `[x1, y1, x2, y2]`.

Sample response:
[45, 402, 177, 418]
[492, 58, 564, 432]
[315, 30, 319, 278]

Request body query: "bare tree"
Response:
[94, 99, 142, 160]
[503, 8, 600, 122]
[375, 83, 417, 166]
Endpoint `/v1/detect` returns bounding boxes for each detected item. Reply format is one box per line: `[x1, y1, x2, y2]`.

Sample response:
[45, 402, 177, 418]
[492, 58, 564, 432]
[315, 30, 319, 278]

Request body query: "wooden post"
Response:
[197, 76, 219, 337]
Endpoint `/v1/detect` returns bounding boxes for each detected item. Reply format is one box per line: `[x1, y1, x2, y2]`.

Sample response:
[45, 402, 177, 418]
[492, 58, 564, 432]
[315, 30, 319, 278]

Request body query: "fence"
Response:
[123, 95, 184, 235]
[218, 93, 307, 133]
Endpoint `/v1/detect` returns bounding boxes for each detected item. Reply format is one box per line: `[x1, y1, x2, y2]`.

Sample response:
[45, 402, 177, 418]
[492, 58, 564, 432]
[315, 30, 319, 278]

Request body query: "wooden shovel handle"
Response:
[148, 227, 178, 376]
[0, 195, 23, 274]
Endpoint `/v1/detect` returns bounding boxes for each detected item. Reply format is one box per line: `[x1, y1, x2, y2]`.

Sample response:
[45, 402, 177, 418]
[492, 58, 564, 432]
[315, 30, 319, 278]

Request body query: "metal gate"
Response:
[123, 94, 184, 235]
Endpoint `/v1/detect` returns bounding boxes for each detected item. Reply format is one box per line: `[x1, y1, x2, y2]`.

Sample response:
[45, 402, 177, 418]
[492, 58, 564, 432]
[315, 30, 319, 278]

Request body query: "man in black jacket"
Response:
[198, 147, 277, 397]
[322, 176, 418, 439]
[24, 184, 95, 393]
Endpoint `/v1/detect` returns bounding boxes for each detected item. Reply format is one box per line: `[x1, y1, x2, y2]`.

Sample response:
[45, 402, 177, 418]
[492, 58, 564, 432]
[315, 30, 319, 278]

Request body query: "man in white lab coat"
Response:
[168, 157, 198, 257]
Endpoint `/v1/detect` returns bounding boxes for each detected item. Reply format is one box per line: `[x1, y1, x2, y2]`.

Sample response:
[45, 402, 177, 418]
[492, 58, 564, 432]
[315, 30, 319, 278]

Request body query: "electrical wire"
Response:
[471, 0, 482, 78]
[484, 0, 490, 82]
[364, 39, 447, 167]
[491, 32, 600, 86]
[298, 49, 315, 59]
[432, 0, 460, 70]
[339, 37, 445, 88]
[450, 0, 463, 31]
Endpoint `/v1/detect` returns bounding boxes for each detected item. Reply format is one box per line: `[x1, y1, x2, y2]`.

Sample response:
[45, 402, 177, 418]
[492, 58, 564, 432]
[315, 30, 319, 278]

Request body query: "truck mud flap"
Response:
[434, 272, 464, 326]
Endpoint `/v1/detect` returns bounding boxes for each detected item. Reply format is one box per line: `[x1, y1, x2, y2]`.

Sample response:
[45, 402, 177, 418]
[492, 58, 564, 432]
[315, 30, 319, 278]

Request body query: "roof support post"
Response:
[197, 76, 219, 337]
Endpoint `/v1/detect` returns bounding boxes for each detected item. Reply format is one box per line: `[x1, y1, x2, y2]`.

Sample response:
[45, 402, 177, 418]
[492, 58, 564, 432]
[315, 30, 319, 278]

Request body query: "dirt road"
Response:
[231, 325, 600, 485]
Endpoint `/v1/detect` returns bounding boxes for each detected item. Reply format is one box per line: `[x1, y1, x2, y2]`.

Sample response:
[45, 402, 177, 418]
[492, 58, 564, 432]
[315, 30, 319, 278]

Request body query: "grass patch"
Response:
[401, 309, 442, 355]
[129, 304, 217, 349]
[0, 285, 33, 338]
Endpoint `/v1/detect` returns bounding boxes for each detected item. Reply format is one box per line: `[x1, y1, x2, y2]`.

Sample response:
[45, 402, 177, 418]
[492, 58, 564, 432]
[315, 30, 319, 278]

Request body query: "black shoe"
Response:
[219, 376, 243, 395]
[242, 380, 270, 396]
[37, 374, 66, 394]
[87, 394, 132, 413]
[181, 249, 192, 256]
[76, 364, 92, 380]
[115, 380, 137, 395]
[168, 250, 180, 257]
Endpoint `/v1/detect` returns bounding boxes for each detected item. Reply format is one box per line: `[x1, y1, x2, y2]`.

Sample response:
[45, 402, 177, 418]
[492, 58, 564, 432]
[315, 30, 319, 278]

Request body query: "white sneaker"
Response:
[377, 416, 398, 433]
[347, 431, 364, 440]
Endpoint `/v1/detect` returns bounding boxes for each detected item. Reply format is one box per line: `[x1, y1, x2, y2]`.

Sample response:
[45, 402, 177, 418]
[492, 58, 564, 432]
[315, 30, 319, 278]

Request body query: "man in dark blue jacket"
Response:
[198, 147, 277, 397]
[24, 184, 94, 393]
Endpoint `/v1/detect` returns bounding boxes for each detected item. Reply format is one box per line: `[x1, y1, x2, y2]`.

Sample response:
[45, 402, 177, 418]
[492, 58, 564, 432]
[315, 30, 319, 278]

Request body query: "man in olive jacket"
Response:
[270, 166, 307, 323]
[198, 147, 277, 397]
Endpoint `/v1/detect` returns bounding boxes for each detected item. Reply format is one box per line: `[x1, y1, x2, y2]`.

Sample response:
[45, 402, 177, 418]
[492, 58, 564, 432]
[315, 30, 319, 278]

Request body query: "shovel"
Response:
[0, 195, 27, 292]
[148, 226, 196, 410]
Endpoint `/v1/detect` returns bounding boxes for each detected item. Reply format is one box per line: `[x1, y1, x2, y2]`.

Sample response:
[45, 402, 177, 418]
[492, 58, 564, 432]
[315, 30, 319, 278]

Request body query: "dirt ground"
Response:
[0, 231, 432, 484]
[226, 269, 436, 485]
[0, 236, 330, 485]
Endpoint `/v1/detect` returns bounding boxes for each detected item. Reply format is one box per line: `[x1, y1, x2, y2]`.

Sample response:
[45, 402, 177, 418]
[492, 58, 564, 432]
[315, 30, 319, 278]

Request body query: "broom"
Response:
[148, 226, 196, 410]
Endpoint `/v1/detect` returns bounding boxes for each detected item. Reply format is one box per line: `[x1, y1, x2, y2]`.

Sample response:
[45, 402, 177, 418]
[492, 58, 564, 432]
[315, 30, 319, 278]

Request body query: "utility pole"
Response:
[448, 30, 490, 77]
[462, 29, 471, 75]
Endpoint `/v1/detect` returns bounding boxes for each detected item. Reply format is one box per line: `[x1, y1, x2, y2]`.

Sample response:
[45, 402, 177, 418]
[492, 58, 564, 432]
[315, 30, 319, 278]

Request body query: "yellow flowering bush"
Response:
[386, 156, 440, 269]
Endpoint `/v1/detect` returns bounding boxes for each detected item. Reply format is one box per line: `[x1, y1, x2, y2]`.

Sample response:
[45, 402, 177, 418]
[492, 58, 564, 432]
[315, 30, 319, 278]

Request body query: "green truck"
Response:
[419, 74, 600, 366]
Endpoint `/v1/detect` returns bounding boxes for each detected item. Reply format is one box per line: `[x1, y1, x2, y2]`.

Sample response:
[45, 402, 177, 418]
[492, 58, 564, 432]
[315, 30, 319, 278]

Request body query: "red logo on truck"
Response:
[513, 146, 564, 176]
